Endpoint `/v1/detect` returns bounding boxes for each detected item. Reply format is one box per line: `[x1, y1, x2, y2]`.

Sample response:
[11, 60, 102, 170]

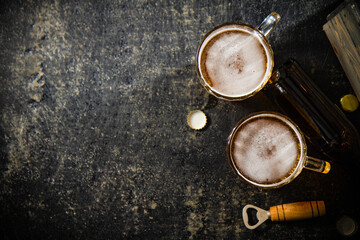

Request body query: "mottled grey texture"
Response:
[0, 0, 359, 239]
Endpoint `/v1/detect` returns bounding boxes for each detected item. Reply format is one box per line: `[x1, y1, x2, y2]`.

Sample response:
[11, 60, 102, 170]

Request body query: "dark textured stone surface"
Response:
[1, 0, 359, 239]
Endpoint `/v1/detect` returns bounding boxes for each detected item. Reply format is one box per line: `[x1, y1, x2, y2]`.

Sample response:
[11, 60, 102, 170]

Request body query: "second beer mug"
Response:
[196, 13, 280, 101]
[227, 112, 331, 189]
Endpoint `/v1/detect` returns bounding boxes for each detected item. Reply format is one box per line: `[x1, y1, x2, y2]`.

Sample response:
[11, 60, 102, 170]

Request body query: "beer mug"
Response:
[227, 112, 331, 189]
[196, 13, 280, 101]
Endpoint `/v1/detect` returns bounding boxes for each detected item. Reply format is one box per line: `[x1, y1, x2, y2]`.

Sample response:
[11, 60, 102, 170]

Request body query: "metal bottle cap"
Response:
[336, 215, 358, 237]
[340, 94, 359, 112]
[187, 110, 207, 130]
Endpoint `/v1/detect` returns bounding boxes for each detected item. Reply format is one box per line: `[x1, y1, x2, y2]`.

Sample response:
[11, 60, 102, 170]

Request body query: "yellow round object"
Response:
[340, 94, 359, 112]
[187, 110, 207, 130]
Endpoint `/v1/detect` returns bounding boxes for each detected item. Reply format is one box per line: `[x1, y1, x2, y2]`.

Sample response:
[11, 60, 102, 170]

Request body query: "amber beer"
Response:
[197, 25, 272, 99]
[227, 112, 330, 189]
[229, 112, 301, 186]
[196, 13, 280, 101]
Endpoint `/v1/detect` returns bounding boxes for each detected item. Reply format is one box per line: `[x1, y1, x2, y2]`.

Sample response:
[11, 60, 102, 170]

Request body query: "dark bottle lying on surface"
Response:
[264, 58, 360, 170]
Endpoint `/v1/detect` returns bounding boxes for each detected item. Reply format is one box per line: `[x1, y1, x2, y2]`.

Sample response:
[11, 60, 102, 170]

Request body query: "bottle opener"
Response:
[242, 201, 326, 229]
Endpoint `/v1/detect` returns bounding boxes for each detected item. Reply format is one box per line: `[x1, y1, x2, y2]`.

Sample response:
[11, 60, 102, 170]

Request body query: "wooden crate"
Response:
[323, 0, 360, 101]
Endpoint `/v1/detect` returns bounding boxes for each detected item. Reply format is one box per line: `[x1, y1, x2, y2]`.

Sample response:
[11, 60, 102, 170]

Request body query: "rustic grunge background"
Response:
[1, 0, 359, 239]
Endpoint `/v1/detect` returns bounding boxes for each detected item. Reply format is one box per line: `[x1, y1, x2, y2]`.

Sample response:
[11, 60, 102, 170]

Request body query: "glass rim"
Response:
[227, 111, 307, 189]
[196, 22, 274, 101]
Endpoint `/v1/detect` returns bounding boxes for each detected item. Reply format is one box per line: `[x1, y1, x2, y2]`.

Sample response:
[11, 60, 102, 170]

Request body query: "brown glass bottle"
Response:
[264, 58, 360, 169]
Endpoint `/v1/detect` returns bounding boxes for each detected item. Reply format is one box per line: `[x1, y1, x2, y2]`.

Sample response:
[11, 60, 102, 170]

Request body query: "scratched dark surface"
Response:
[1, 0, 360, 239]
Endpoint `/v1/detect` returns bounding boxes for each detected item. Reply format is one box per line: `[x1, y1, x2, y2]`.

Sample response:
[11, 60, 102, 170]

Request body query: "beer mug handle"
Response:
[304, 156, 331, 174]
[257, 12, 281, 37]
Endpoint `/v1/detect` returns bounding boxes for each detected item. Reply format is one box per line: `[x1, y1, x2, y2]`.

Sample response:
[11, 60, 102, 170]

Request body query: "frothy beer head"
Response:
[228, 112, 304, 187]
[197, 24, 273, 100]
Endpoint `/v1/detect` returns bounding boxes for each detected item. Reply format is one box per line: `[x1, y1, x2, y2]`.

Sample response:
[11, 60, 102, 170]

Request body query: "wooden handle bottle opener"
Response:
[243, 201, 326, 229]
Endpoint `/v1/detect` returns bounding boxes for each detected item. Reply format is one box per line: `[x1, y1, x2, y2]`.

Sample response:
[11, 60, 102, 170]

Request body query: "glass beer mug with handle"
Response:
[227, 111, 331, 189]
[196, 13, 280, 101]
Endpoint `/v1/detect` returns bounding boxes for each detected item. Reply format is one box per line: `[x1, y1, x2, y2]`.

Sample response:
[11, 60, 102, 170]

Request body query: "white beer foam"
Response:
[204, 30, 268, 97]
[232, 117, 300, 184]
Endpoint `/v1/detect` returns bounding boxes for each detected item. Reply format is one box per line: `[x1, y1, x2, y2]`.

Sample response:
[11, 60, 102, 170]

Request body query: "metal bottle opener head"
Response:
[242, 204, 270, 229]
